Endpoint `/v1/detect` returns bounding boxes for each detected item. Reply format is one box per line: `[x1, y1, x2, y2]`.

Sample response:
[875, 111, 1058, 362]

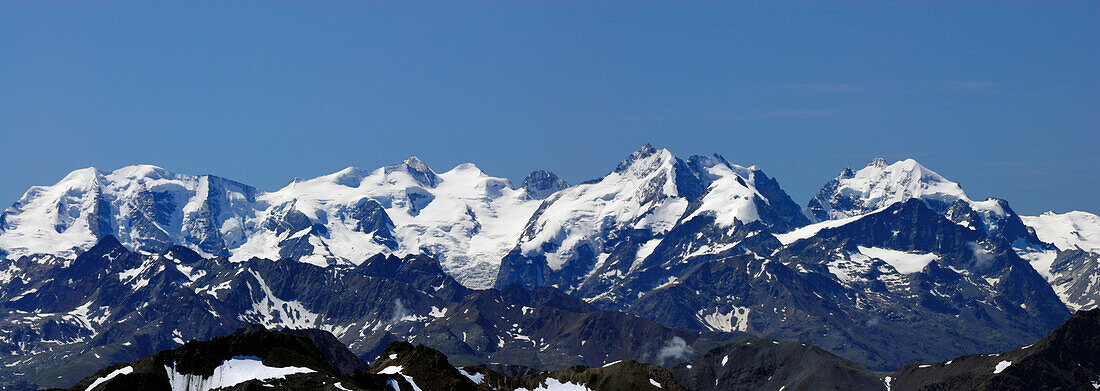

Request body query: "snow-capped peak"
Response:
[806, 158, 969, 222]
[682, 155, 767, 227]
[613, 143, 676, 178]
[510, 144, 804, 287]
[0, 165, 262, 259]
[805, 158, 1051, 250]
[109, 164, 176, 181]
[387, 156, 439, 188]
[517, 145, 690, 269]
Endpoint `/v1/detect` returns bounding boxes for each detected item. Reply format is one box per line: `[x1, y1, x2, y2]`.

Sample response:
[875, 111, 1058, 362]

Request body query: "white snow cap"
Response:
[1021, 211, 1100, 253]
[808, 158, 970, 222]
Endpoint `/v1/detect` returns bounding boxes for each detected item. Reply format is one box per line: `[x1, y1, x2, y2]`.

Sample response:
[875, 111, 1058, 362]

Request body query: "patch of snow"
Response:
[379, 365, 403, 375]
[85, 366, 133, 391]
[633, 238, 663, 269]
[517, 377, 590, 391]
[429, 306, 447, 318]
[458, 368, 485, 384]
[775, 212, 874, 245]
[239, 270, 320, 329]
[1014, 248, 1059, 281]
[993, 360, 1012, 374]
[697, 307, 750, 332]
[857, 246, 939, 274]
[165, 356, 313, 391]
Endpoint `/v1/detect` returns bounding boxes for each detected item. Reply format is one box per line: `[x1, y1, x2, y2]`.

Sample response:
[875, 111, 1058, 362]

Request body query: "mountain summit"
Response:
[806, 158, 967, 222]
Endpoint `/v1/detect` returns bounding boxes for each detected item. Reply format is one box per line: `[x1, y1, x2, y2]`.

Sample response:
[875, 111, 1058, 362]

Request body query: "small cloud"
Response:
[378, 298, 411, 330]
[655, 336, 695, 366]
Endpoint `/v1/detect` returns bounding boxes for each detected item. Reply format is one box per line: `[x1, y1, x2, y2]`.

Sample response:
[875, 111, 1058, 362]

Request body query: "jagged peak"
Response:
[521, 170, 569, 199]
[614, 143, 674, 174]
[87, 234, 126, 254]
[403, 156, 432, 173]
[687, 153, 729, 168]
[386, 156, 439, 187]
[809, 157, 971, 222]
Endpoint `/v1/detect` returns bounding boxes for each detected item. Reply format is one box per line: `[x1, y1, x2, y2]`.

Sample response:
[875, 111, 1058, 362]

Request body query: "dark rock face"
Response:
[1, 236, 749, 389]
[945, 198, 1048, 247]
[888, 308, 1100, 391]
[744, 168, 812, 229]
[1050, 249, 1100, 310]
[59, 328, 686, 391]
[357, 253, 472, 302]
[55, 328, 408, 391]
[262, 207, 333, 261]
[494, 247, 549, 290]
[805, 167, 856, 223]
[495, 147, 809, 302]
[387, 156, 439, 188]
[53, 308, 1100, 391]
[180, 176, 260, 257]
[670, 338, 887, 391]
[630, 200, 1070, 371]
[521, 170, 569, 200]
[87, 190, 115, 241]
[347, 198, 398, 250]
[668, 308, 1100, 391]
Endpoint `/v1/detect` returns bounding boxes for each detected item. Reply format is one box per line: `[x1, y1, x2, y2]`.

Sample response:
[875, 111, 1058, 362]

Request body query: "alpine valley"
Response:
[1, 145, 1097, 390]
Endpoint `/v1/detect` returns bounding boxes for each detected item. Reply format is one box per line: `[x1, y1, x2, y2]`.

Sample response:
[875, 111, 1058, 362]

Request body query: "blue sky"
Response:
[1, 2, 1096, 214]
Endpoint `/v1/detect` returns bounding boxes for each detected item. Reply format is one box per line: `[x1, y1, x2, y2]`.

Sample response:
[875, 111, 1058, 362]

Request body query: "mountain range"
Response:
[1, 144, 1097, 389]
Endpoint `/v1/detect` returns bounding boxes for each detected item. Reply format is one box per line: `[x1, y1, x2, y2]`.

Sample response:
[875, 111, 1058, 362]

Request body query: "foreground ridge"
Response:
[58, 308, 1100, 391]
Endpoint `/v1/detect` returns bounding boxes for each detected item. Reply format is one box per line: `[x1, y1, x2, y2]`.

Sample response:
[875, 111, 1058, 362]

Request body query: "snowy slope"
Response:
[805, 158, 1044, 246]
[498, 145, 808, 297]
[0, 165, 259, 260]
[681, 156, 767, 228]
[806, 158, 968, 222]
[240, 158, 543, 288]
[1018, 211, 1100, 310]
[516, 145, 694, 272]
[0, 160, 546, 289]
[1021, 211, 1100, 253]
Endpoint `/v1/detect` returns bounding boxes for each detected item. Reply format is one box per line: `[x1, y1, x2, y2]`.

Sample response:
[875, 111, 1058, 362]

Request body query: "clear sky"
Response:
[1, 2, 1096, 215]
